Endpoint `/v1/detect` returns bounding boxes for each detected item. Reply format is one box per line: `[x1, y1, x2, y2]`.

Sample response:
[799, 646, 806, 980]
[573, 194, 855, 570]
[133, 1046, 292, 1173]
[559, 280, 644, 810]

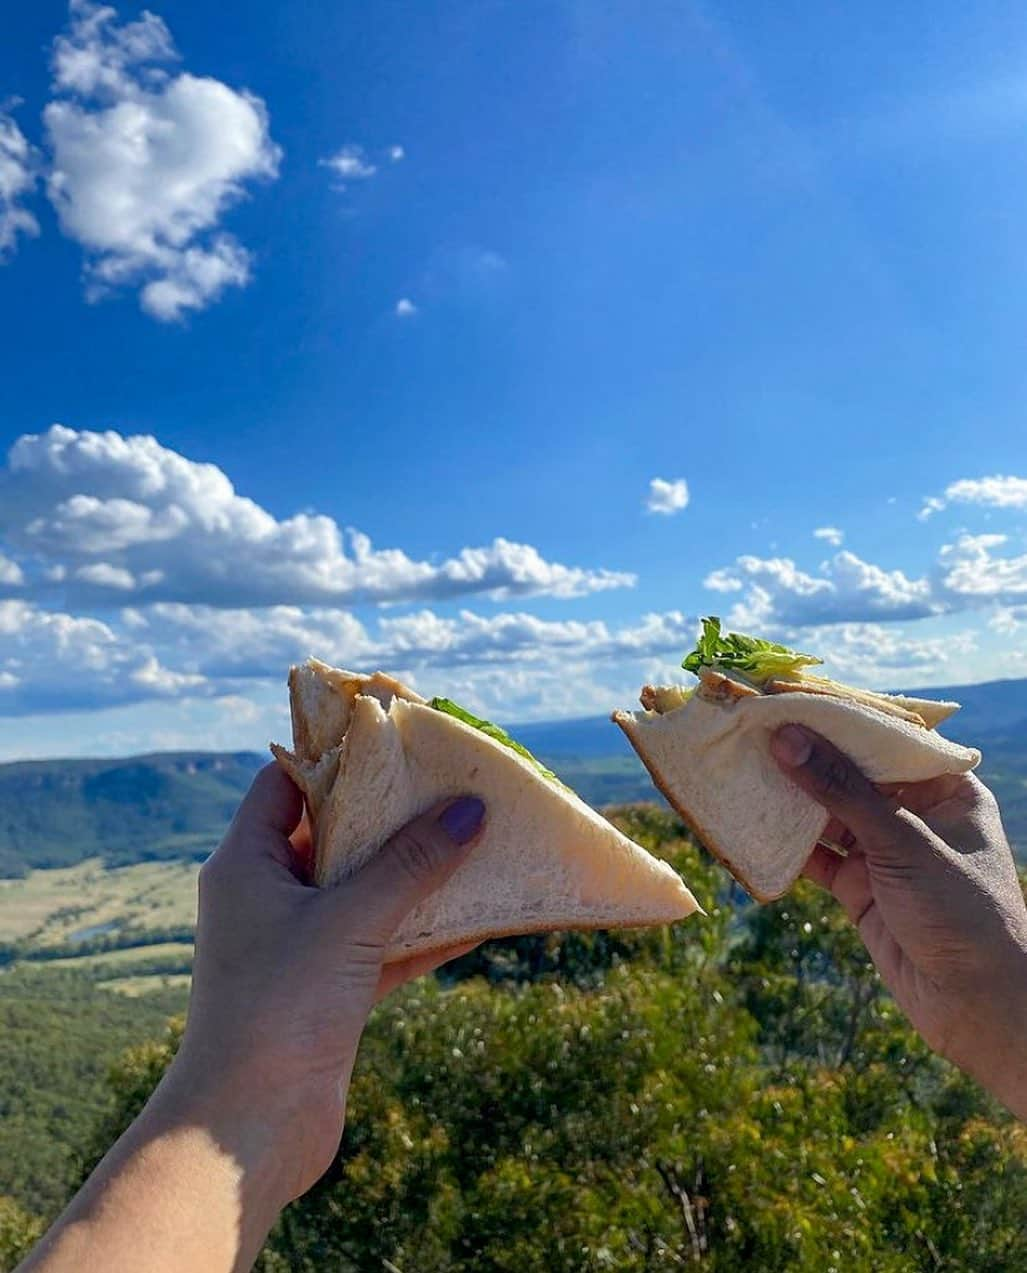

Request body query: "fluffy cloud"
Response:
[936, 533, 1027, 600]
[704, 551, 934, 628]
[646, 477, 690, 516]
[0, 555, 24, 588]
[395, 297, 417, 317]
[799, 622, 977, 686]
[0, 108, 40, 259]
[0, 598, 696, 717]
[121, 604, 696, 683]
[813, 526, 844, 547]
[44, 0, 281, 319]
[706, 529, 1027, 630]
[0, 426, 635, 607]
[319, 144, 376, 182]
[0, 599, 204, 715]
[918, 475, 1027, 520]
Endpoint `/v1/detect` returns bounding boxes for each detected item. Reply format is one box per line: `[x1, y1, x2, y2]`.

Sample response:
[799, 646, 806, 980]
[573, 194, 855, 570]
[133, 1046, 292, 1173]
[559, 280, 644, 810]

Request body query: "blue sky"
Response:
[1, 0, 1027, 760]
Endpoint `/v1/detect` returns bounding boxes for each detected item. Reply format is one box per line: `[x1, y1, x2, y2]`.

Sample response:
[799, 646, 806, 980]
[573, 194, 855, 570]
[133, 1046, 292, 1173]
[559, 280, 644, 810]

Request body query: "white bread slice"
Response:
[764, 676, 959, 729]
[613, 691, 980, 903]
[274, 664, 699, 961]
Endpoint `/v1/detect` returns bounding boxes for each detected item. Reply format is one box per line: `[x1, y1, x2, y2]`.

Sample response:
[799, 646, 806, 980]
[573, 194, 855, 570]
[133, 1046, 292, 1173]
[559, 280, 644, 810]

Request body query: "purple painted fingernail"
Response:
[438, 796, 486, 845]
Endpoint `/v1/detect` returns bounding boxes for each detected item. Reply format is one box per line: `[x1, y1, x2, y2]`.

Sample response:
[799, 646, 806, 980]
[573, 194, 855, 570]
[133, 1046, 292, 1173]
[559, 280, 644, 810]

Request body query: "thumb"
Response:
[770, 723, 929, 866]
[337, 796, 486, 944]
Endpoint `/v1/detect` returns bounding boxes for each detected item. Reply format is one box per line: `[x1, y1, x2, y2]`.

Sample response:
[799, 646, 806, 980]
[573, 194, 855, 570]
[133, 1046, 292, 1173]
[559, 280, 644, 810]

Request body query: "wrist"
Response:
[152, 1056, 300, 1216]
[158, 1048, 349, 1206]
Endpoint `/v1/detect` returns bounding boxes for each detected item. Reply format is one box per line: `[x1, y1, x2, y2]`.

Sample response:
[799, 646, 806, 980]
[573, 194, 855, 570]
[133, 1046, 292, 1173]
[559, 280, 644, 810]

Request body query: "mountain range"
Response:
[1, 676, 1026, 876]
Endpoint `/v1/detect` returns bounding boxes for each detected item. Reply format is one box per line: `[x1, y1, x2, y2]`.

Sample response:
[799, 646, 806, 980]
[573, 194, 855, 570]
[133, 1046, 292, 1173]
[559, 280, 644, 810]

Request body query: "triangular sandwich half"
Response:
[274, 659, 699, 961]
[613, 618, 981, 902]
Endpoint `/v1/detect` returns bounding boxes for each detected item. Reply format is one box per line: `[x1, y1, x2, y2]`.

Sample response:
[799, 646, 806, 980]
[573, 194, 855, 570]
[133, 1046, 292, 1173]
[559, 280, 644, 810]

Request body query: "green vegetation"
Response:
[682, 615, 822, 683]
[0, 751, 262, 876]
[0, 968, 187, 1229]
[429, 697, 562, 783]
[8, 809, 1018, 1272]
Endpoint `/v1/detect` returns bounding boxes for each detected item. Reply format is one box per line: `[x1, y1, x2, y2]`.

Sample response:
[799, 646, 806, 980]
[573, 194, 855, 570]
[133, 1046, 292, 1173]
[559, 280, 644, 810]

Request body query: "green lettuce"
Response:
[428, 697, 561, 784]
[682, 616, 822, 685]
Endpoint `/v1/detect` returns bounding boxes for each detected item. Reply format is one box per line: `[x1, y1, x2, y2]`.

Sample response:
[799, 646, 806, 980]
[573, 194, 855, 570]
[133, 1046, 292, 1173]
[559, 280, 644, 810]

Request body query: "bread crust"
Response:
[763, 677, 927, 726]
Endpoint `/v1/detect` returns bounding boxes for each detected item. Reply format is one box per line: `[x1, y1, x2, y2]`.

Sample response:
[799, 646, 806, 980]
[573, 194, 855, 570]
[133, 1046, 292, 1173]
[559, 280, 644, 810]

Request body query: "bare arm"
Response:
[772, 723, 1027, 1117]
[19, 765, 484, 1273]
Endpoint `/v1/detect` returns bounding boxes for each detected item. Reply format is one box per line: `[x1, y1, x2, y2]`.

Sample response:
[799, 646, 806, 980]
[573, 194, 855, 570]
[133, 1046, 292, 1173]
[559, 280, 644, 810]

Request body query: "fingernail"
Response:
[771, 724, 813, 768]
[437, 796, 486, 845]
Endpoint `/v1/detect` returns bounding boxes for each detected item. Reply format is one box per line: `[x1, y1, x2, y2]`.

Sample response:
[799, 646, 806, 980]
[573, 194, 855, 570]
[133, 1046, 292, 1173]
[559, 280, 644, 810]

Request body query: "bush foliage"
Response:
[8, 809, 1027, 1270]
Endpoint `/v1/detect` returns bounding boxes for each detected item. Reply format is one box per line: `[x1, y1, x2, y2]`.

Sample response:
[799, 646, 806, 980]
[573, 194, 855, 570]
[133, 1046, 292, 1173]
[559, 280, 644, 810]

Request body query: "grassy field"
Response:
[50, 941, 195, 969]
[101, 973, 193, 997]
[0, 858, 198, 948]
[0, 859, 198, 994]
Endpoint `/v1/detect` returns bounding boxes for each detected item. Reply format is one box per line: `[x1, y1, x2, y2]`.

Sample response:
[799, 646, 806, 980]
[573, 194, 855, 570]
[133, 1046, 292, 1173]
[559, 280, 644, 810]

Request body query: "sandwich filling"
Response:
[428, 697, 561, 785]
[642, 616, 959, 731]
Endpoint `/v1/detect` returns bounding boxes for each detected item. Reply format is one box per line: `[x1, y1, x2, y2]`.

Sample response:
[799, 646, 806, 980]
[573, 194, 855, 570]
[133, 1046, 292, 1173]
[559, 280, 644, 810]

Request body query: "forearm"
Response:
[19, 1061, 287, 1273]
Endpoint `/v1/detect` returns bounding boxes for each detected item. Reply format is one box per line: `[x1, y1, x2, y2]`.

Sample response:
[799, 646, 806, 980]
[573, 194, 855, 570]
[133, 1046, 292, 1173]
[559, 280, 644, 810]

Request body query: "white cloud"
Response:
[917, 496, 946, 521]
[0, 108, 40, 259]
[133, 602, 373, 678]
[646, 477, 690, 516]
[74, 561, 137, 590]
[0, 599, 204, 715]
[704, 550, 934, 627]
[0, 596, 697, 718]
[388, 145, 405, 162]
[792, 621, 978, 688]
[989, 605, 1025, 635]
[0, 426, 635, 607]
[813, 526, 844, 547]
[918, 475, 1027, 520]
[936, 533, 1027, 600]
[0, 554, 24, 587]
[44, 0, 281, 320]
[319, 144, 376, 182]
[707, 529, 1027, 630]
[395, 297, 417, 317]
[375, 608, 695, 668]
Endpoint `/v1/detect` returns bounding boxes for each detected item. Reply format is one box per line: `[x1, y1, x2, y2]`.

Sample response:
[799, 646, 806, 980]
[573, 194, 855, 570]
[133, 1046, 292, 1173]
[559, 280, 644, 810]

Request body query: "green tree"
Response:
[0, 1196, 43, 1273]
[57, 815, 1027, 1270]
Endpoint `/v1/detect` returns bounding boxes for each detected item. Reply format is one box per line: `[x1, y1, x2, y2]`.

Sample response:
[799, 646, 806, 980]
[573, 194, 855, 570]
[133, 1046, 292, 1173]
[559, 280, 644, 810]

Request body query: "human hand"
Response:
[167, 764, 485, 1207]
[772, 723, 1027, 1117]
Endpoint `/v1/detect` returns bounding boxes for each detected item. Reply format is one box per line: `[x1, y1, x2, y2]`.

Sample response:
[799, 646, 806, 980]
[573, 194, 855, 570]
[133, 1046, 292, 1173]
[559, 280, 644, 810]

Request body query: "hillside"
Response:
[1, 675, 1026, 878]
[0, 752, 263, 876]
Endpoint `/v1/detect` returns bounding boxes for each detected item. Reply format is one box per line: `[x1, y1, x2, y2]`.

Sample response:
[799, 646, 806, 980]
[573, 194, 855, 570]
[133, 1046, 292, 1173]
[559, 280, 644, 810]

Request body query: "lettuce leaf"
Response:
[682, 616, 822, 685]
[428, 697, 561, 784]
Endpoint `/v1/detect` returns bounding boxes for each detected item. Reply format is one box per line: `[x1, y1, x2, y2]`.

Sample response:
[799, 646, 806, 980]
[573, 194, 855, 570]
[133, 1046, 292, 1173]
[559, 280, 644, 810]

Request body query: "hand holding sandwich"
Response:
[19, 764, 485, 1273]
[772, 723, 1027, 1119]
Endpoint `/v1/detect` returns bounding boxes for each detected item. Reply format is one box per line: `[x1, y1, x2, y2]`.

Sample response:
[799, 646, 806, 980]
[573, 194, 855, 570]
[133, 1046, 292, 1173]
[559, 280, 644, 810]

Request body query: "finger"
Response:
[803, 843, 873, 927]
[822, 817, 856, 848]
[216, 763, 304, 874]
[803, 843, 847, 891]
[333, 796, 486, 944]
[375, 941, 479, 1000]
[877, 772, 971, 819]
[770, 725, 931, 866]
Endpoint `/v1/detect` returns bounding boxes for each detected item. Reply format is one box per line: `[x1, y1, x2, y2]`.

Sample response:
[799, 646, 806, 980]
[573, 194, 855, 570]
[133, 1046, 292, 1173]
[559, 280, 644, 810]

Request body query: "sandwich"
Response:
[613, 617, 981, 902]
[272, 659, 699, 962]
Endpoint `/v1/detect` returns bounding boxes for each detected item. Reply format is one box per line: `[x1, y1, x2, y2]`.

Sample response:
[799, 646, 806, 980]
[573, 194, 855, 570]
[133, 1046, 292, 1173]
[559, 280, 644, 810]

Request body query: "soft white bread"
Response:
[613, 691, 980, 903]
[274, 663, 698, 961]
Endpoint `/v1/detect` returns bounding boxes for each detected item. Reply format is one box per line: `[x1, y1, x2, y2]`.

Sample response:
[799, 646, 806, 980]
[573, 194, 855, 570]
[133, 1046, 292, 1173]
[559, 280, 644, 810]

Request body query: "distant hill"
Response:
[509, 675, 1027, 755]
[0, 752, 263, 877]
[1, 675, 1026, 876]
